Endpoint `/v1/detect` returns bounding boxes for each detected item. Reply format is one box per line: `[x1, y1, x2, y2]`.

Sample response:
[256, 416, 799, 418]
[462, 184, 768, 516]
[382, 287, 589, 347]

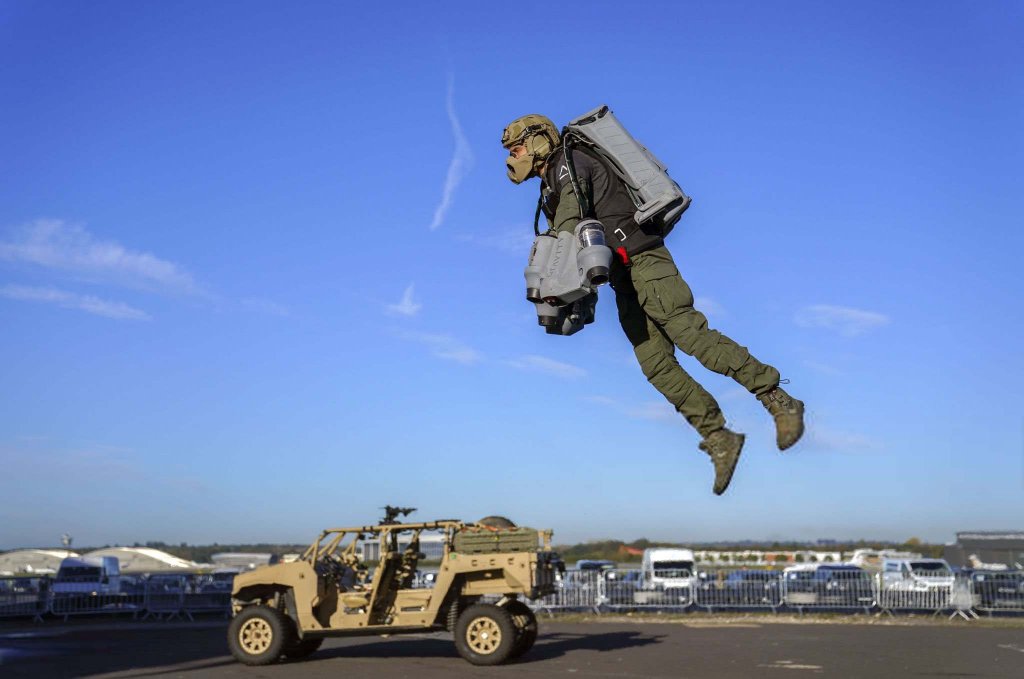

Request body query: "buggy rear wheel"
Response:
[454, 603, 517, 665]
[505, 600, 538, 659]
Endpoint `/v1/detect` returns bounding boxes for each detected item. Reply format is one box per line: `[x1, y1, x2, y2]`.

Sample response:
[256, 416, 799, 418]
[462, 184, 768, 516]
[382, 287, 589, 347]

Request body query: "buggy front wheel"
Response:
[454, 603, 517, 665]
[228, 605, 289, 666]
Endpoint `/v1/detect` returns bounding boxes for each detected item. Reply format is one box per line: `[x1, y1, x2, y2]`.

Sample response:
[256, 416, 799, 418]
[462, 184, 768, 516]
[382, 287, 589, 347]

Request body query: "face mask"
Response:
[506, 153, 536, 184]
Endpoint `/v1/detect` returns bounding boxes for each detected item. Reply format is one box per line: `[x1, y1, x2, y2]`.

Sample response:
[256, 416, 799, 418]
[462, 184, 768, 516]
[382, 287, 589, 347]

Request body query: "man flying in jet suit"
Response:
[502, 114, 805, 495]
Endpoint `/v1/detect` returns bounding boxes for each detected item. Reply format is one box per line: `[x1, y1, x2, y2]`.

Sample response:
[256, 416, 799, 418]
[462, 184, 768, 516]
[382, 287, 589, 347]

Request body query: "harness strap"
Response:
[562, 137, 592, 219]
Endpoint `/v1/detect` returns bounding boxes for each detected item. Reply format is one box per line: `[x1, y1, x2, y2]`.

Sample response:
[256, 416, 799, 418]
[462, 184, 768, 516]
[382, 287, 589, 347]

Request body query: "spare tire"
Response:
[477, 516, 516, 529]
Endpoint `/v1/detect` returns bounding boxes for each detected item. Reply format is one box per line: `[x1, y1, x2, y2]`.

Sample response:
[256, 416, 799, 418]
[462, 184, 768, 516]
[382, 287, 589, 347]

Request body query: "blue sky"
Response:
[1, 1, 1021, 549]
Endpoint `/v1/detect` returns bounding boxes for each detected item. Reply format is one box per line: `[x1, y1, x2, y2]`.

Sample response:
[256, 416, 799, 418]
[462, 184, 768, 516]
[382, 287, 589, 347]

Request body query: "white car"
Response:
[879, 558, 954, 609]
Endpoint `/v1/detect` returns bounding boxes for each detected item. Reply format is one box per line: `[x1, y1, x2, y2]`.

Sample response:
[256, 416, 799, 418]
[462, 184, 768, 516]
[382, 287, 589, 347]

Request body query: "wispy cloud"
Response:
[454, 226, 536, 255]
[401, 331, 481, 365]
[795, 304, 889, 337]
[583, 395, 679, 423]
[1, 284, 150, 320]
[386, 283, 422, 317]
[505, 354, 587, 379]
[429, 74, 473, 231]
[0, 219, 199, 294]
[694, 296, 727, 319]
[806, 421, 879, 452]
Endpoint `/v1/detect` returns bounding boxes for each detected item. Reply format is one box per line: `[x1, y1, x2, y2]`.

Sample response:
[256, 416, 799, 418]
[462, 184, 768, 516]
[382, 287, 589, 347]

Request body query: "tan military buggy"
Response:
[227, 515, 561, 666]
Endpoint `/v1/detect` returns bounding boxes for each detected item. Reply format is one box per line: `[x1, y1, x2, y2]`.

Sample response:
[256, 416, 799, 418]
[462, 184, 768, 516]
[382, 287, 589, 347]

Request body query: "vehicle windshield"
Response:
[821, 567, 870, 580]
[910, 562, 951, 576]
[57, 566, 101, 580]
[653, 561, 693, 576]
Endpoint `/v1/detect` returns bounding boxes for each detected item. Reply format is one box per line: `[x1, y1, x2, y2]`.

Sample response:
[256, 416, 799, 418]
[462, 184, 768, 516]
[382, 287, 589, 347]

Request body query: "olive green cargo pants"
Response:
[610, 246, 780, 438]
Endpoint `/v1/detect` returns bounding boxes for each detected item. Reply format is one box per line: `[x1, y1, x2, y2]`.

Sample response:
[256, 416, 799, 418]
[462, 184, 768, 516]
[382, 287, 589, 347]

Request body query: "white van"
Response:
[52, 556, 121, 595]
[640, 547, 696, 592]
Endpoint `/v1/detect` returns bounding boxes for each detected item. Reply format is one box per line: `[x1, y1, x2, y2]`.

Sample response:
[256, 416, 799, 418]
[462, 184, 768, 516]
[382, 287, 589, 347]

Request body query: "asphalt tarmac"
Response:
[2, 619, 1023, 678]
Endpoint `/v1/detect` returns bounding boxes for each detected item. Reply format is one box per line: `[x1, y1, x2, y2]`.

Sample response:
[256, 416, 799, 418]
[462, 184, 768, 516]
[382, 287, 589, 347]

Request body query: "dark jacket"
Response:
[541, 147, 664, 257]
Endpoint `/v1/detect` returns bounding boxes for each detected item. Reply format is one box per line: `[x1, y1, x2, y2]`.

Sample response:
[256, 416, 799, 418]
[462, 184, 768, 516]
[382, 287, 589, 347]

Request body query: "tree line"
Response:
[77, 537, 940, 564]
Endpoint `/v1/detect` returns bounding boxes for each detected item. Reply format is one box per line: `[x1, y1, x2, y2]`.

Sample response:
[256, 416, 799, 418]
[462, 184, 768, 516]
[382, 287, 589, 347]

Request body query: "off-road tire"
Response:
[228, 605, 289, 666]
[283, 637, 323, 660]
[476, 516, 516, 529]
[454, 603, 517, 666]
[504, 600, 538, 659]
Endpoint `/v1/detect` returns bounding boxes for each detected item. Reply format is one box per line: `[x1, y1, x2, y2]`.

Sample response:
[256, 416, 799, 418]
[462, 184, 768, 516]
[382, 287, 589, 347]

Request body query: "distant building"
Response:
[84, 547, 197, 573]
[211, 553, 278, 571]
[944, 531, 1024, 569]
[0, 549, 78, 575]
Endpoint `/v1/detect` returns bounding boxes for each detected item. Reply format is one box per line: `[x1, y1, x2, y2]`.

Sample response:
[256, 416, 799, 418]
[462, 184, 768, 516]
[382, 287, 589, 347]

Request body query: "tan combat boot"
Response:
[758, 385, 805, 451]
[699, 428, 745, 496]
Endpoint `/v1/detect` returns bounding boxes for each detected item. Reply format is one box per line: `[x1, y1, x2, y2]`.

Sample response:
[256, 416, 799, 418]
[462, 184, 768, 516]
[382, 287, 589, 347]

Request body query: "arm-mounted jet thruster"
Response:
[524, 219, 612, 336]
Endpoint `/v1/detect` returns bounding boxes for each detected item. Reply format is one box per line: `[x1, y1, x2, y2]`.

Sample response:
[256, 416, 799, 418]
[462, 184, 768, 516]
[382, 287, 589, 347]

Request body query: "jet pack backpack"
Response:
[564, 105, 691, 237]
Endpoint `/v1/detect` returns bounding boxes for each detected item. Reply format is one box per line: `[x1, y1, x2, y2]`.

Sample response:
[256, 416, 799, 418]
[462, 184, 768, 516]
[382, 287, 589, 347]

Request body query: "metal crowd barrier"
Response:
[969, 571, 1024, 614]
[605, 569, 695, 610]
[0, 577, 50, 622]
[877, 574, 953, 614]
[50, 593, 145, 621]
[694, 569, 783, 611]
[141, 575, 188, 621]
[182, 592, 232, 620]
[948, 579, 979, 620]
[0, 573, 238, 622]
[3, 569, 1022, 623]
[781, 568, 876, 612]
[533, 569, 602, 612]
[598, 568, 641, 610]
[531, 569, 696, 613]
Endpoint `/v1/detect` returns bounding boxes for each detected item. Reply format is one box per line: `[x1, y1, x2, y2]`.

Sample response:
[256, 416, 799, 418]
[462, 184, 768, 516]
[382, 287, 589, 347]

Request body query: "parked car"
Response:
[601, 569, 642, 607]
[196, 570, 238, 593]
[118, 575, 147, 595]
[145, 574, 189, 593]
[814, 565, 874, 607]
[784, 564, 874, 608]
[879, 558, 954, 609]
[720, 569, 783, 606]
[4, 577, 47, 595]
[970, 571, 1024, 609]
[881, 558, 954, 588]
